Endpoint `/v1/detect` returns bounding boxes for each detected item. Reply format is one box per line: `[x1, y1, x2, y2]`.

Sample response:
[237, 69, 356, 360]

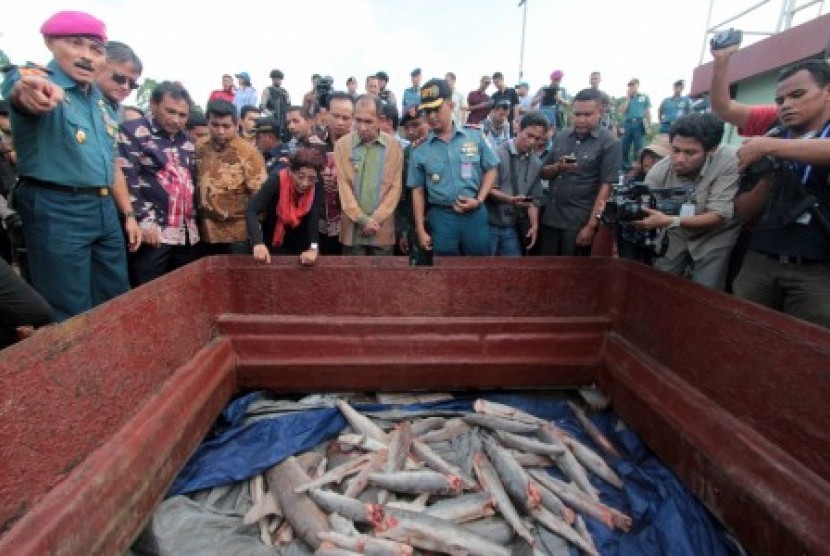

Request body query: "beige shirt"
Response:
[645, 144, 741, 260]
[334, 131, 403, 247]
[196, 136, 267, 244]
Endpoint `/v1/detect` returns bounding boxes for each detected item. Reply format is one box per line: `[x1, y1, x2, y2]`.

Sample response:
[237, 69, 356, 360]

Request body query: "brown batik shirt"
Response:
[196, 135, 268, 244]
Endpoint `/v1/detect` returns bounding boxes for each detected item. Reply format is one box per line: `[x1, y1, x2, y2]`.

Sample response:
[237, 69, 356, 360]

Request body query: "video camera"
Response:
[313, 75, 334, 114]
[600, 181, 686, 225]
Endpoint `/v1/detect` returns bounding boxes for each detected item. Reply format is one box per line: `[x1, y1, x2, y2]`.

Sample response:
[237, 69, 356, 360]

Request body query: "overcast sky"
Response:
[0, 0, 825, 109]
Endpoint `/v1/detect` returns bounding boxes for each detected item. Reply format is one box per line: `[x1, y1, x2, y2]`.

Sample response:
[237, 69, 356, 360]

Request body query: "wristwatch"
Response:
[668, 216, 681, 229]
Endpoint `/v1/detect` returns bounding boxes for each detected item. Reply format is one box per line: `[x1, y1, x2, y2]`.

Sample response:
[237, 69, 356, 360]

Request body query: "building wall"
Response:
[722, 71, 780, 145]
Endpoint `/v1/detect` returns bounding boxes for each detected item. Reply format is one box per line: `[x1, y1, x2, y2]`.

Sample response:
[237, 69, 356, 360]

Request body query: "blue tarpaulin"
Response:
[169, 392, 740, 555]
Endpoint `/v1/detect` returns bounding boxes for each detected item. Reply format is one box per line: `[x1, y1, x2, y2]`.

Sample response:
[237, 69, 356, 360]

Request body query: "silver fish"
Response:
[474, 399, 547, 426]
[473, 451, 535, 546]
[461, 517, 516, 545]
[463, 413, 542, 434]
[266, 456, 332, 549]
[493, 430, 567, 458]
[377, 506, 512, 556]
[482, 435, 543, 512]
[538, 424, 599, 501]
[410, 439, 477, 489]
[295, 453, 374, 493]
[567, 400, 622, 459]
[344, 449, 388, 499]
[416, 418, 470, 443]
[424, 492, 496, 523]
[563, 435, 624, 489]
[531, 506, 598, 556]
[368, 470, 465, 496]
[309, 488, 381, 526]
[318, 531, 414, 556]
[336, 399, 389, 442]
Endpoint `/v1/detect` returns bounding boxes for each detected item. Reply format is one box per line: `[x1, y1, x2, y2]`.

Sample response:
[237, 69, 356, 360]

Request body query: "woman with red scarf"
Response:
[245, 147, 325, 266]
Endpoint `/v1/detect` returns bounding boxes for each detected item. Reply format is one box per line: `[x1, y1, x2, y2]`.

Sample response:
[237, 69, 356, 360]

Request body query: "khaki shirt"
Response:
[196, 136, 267, 244]
[645, 145, 741, 260]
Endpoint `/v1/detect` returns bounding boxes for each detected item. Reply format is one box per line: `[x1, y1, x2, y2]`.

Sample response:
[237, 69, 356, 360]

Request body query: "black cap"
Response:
[270, 69, 284, 79]
[252, 116, 280, 134]
[411, 68, 421, 77]
[493, 99, 511, 110]
[419, 78, 452, 110]
[674, 79, 685, 87]
[0, 99, 9, 115]
[376, 71, 389, 81]
[401, 104, 424, 125]
[492, 71, 504, 80]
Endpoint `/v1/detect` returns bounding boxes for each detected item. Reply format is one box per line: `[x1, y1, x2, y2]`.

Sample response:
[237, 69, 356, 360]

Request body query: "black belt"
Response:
[22, 177, 110, 197]
[760, 252, 830, 266]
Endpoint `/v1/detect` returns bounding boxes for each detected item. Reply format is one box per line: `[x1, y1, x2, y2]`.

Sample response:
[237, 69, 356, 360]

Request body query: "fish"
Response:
[463, 413, 542, 434]
[562, 435, 624, 489]
[265, 456, 332, 549]
[344, 449, 389, 499]
[376, 506, 512, 556]
[338, 433, 390, 453]
[461, 517, 516, 545]
[314, 543, 363, 556]
[379, 422, 414, 504]
[529, 477, 575, 525]
[416, 418, 470, 443]
[368, 470, 465, 496]
[386, 492, 430, 512]
[482, 435, 543, 512]
[410, 439, 477, 489]
[474, 399, 547, 426]
[336, 399, 389, 442]
[410, 416, 447, 436]
[328, 512, 360, 536]
[295, 453, 374, 493]
[509, 450, 556, 468]
[245, 474, 277, 546]
[567, 401, 623, 459]
[493, 430, 567, 458]
[538, 424, 599, 501]
[472, 451, 535, 546]
[318, 531, 414, 556]
[528, 469, 632, 531]
[531, 506, 599, 556]
[309, 488, 382, 526]
[424, 492, 496, 523]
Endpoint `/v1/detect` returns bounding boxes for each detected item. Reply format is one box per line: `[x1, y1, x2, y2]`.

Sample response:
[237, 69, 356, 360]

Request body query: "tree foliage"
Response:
[135, 78, 158, 111]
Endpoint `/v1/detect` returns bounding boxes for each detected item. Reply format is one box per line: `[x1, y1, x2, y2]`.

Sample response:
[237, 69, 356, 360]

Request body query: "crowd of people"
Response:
[1, 9, 829, 348]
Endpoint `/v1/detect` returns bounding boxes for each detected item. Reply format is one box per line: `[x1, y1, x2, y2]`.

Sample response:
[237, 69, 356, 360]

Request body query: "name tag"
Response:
[461, 162, 473, 179]
[680, 203, 695, 218]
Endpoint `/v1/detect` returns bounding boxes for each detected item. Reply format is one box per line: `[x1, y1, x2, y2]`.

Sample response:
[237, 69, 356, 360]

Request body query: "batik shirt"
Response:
[196, 135, 267, 244]
[117, 115, 199, 245]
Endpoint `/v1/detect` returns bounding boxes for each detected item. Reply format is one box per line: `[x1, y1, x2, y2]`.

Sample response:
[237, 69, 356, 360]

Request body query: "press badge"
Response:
[680, 203, 695, 217]
[461, 162, 473, 179]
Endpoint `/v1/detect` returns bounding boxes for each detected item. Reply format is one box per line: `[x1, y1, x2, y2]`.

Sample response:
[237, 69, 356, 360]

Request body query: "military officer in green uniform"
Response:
[407, 79, 499, 256]
[2, 10, 140, 321]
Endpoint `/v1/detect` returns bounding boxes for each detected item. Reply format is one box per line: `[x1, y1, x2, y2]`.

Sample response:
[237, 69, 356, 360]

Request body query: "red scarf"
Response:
[273, 168, 315, 247]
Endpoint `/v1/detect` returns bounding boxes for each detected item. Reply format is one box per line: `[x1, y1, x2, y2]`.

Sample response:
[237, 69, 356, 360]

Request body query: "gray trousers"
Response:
[655, 245, 733, 291]
[733, 250, 830, 329]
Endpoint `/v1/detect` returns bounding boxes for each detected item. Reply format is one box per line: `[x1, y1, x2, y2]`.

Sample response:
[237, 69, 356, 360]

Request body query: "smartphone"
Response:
[710, 28, 743, 51]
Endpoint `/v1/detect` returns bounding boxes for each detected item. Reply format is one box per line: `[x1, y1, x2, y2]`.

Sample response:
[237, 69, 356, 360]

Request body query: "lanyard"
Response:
[790, 121, 830, 185]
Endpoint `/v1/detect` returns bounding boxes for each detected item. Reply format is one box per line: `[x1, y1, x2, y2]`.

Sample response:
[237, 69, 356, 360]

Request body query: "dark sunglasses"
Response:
[112, 72, 140, 90]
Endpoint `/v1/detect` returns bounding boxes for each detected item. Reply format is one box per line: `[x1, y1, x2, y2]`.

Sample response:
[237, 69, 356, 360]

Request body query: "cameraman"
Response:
[633, 113, 741, 290]
[712, 42, 830, 327]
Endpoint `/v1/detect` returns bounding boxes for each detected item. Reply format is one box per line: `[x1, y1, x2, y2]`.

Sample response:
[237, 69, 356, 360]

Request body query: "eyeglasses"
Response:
[112, 72, 140, 90]
[292, 171, 317, 183]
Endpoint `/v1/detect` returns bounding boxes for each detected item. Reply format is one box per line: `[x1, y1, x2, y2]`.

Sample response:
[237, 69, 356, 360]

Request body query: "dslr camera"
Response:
[600, 181, 685, 225]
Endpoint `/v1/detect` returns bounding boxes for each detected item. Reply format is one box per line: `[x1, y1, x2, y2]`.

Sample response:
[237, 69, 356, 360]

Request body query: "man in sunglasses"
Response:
[1, 10, 140, 321]
[95, 40, 142, 121]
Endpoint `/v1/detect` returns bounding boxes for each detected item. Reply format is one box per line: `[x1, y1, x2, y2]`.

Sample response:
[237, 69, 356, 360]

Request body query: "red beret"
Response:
[40, 11, 107, 44]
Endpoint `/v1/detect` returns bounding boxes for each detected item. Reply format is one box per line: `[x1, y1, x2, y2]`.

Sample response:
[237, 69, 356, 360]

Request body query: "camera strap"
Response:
[790, 121, 830, 185]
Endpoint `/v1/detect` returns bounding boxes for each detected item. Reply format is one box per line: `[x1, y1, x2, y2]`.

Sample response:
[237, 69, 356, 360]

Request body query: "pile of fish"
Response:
[243, 398, 632, 555]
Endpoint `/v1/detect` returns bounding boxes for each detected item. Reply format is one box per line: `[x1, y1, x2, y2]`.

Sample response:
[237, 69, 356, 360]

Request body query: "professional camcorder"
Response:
[313, 75, 334, 113]
[600, 181, 686, 225]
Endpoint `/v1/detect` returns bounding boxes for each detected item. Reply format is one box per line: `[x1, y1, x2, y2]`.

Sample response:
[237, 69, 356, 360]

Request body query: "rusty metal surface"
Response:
[0, 256, 828, 555]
